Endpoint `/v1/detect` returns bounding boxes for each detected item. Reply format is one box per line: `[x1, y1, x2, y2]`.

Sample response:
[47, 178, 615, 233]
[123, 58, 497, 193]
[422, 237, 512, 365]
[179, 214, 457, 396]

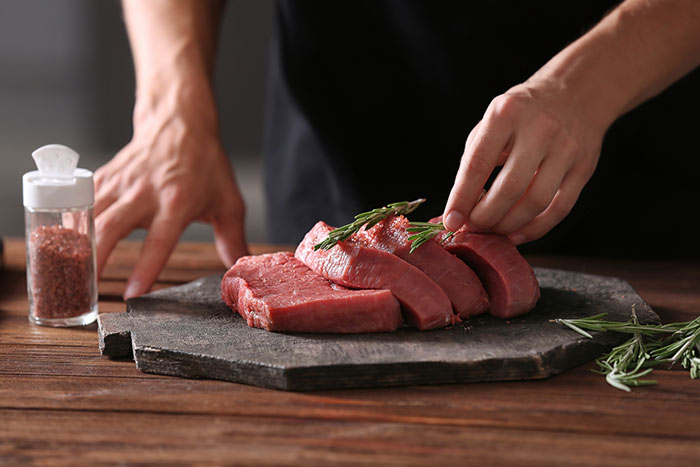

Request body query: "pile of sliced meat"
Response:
[221, 215, 540, 333]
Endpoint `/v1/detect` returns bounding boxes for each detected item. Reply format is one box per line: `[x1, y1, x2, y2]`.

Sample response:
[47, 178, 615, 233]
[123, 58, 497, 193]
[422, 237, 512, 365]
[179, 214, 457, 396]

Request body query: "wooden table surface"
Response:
[1, 237, 699, 466]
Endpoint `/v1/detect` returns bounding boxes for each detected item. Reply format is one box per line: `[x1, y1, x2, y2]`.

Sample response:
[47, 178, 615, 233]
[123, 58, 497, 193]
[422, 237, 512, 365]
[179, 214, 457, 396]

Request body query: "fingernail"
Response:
[444, 211, 464, 231]
[124, 280, 143, 300]
[509, 233, 526, 245]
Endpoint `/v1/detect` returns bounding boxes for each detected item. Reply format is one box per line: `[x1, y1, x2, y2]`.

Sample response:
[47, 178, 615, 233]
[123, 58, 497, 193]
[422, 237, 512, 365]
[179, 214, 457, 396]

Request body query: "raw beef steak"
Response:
[221, 252, 403, 333]
[296, 221, 455, 330]
[357, 215, 489, 318]
[432, 217, 540, 319]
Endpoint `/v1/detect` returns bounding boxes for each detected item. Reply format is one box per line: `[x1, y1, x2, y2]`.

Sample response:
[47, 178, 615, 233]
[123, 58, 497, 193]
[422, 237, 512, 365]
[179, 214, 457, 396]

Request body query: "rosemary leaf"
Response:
[690, 357, 700, 379]
[551, 312, 667, 337]
[313, 199, 426, 251]
[649, 315, 700, 369]
[406, 221, 455, 254]
[558, 320, 594, 339]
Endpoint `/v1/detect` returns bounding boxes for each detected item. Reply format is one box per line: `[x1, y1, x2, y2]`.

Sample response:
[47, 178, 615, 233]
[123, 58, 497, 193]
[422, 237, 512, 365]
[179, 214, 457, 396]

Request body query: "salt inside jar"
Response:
[23, 144, 98, 326]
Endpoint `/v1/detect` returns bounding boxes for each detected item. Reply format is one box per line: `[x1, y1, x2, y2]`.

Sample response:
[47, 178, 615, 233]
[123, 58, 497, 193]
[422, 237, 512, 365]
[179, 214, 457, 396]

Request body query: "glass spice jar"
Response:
[23, 144, 98, 327]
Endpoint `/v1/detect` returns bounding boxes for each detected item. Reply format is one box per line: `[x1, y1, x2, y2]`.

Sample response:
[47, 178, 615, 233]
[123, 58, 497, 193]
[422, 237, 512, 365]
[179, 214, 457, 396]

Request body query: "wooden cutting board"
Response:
[98, 267, 658, 391]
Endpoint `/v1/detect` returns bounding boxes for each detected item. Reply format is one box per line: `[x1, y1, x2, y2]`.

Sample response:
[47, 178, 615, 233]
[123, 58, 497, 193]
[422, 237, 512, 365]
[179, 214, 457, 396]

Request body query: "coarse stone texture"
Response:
[98, 268, 659, 391]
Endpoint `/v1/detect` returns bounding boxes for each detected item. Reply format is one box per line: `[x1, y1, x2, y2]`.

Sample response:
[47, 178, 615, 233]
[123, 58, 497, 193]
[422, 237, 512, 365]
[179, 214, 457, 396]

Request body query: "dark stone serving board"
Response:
[98, 268, 658, 391]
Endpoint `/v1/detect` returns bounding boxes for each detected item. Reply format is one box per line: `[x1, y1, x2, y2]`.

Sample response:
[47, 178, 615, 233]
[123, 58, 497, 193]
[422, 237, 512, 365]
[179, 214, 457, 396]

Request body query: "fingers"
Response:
[469, 116, 554, 230]
[443, 104, 513, 231]
[212, 209, 249, 268]
[507, 161, 595, 245]
[123, 211, 188, 299]
[94, 193, 117, 218]
[490, 160, 566, 236]
[489, 133, 575, 235]
[443, 85, 600, 243]
[94, 148, 133, 217]
[94, 165, 115, 217]
[95, 197, 151, 279]
[94, 177, 119, 218]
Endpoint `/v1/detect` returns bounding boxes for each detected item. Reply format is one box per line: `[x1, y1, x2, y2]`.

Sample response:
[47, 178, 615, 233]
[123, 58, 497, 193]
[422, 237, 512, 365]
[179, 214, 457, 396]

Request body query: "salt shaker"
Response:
[23, 144, 98, 327]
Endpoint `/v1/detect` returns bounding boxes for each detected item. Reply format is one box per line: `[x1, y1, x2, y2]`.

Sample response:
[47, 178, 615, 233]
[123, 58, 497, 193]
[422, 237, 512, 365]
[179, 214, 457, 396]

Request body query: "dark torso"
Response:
[263, 0, 700, 260]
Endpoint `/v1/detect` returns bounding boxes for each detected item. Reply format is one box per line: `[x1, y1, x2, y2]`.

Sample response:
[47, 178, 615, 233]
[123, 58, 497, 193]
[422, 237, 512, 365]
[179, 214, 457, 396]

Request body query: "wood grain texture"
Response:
[1, 237, 699, 465]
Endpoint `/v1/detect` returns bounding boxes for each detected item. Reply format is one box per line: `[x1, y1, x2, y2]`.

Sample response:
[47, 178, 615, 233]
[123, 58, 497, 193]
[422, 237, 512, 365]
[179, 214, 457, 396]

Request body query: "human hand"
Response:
[94, 100, 248, 299]
[442, 80, 608, 245]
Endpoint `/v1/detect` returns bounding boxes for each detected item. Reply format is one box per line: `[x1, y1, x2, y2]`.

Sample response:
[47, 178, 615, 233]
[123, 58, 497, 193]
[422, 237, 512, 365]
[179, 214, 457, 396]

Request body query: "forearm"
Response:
[121, 0, 224, 129]
[530, 0, 700, 131]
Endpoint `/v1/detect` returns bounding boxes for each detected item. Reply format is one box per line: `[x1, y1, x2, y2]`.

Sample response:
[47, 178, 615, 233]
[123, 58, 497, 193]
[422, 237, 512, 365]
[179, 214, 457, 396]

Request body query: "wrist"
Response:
[133, 67, 219, 137]
[525, 44, 624, 136]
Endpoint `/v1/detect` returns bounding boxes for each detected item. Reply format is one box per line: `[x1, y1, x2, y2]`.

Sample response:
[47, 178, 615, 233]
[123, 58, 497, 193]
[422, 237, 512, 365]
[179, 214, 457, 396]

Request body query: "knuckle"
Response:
[465, 152, 493, 176]
[160, 186, 191, 214]
[580, 154, 600, 177]
[487, 92, 528, 122]
[550, 200, 575, 224]
[94, 167, 117, 192]
[96, 212, 118, 234]
[116, 183, 151, 210]
[524, 188, 554, 214]
[488, 94, 516, 120]
[495, 174, 526, 203]
[463, 123, 481, 150]
[529, 195, 551, 215]
[93, 170, 105, 187]
[128, 180, 151, 200]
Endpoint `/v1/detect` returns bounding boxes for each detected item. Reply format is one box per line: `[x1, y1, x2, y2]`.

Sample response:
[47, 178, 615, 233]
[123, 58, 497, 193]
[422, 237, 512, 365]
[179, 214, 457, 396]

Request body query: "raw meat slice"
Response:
[295, 221, 455, 330]
[221, 252, 402, 333]
[431, 217, 540, 319]
[357, 215, 489, 318]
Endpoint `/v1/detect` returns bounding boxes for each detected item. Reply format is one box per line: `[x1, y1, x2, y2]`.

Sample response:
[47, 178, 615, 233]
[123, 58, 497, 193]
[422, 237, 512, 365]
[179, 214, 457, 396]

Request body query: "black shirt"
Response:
[263, 0, 700, 260]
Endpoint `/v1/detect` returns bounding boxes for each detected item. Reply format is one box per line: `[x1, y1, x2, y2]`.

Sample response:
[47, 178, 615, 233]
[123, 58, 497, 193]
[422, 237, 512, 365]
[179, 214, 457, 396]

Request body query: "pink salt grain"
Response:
[29, 225, 92, 319]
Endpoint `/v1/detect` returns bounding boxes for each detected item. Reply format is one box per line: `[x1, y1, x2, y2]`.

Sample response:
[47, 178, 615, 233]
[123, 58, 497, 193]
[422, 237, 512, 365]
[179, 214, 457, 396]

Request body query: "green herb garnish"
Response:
[406, 221, 454, 254]
[313, 199, 426, 251]
[407, 189, 485, 254]
[552, 309, 700, 391]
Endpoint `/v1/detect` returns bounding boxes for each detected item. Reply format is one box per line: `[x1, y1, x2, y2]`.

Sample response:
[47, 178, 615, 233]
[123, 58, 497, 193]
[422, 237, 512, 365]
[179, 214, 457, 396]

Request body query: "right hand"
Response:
[442, 80, 607, 245]
[94, 91, 249, 299]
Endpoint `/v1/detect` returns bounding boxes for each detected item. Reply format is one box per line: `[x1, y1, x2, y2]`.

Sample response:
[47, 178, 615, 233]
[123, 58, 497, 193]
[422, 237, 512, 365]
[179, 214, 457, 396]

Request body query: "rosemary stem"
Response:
[553, 309, 700, 392]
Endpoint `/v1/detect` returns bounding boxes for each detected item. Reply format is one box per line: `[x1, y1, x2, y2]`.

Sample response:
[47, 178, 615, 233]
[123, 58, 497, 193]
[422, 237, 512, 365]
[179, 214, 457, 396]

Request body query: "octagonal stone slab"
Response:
[98, 268, 659, 391]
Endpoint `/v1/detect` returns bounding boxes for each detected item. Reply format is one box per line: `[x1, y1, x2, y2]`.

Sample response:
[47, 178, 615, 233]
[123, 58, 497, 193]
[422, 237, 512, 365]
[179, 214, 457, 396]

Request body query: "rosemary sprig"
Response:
[552, 312, 670, 338]
[598, 358, 657, 392]
[552, 309, 700, 391]
[406, 189, 486, 253]
[313, 199, 426, 251]
[649, 315, 700, 377]
[406, 221, 454, 254]
[592, 310, 658, 392]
